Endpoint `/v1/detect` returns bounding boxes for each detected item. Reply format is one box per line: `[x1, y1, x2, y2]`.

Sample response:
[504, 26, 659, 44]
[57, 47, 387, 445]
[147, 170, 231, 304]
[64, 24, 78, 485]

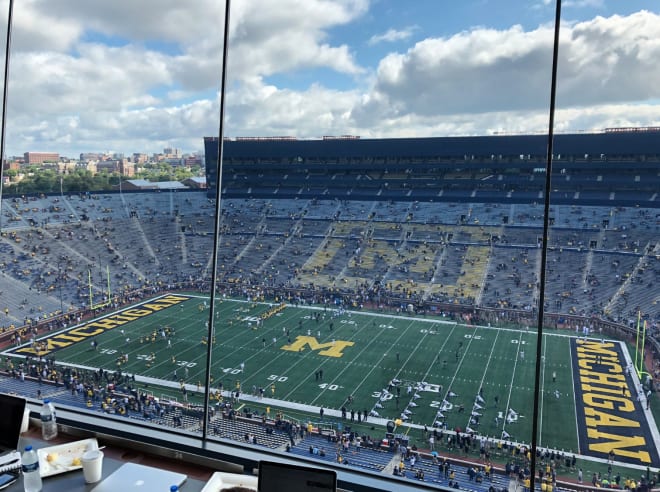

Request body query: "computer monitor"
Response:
[0, 394, 26, 454]
[258, 460, 336, 492]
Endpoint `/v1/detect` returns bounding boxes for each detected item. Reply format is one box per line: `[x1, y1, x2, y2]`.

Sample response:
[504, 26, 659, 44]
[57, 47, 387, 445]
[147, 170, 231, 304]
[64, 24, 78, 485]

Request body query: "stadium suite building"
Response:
[204, 128, 660, 206]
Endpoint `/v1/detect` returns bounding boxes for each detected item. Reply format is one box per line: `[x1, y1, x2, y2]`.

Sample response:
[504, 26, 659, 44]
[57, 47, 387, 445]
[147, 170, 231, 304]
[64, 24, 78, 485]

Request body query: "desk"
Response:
[6, 434, 208, 492]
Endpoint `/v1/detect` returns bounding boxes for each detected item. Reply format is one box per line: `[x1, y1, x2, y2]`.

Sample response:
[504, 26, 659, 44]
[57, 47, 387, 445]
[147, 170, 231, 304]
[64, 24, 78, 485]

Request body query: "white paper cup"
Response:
[81, 450, 104, 483]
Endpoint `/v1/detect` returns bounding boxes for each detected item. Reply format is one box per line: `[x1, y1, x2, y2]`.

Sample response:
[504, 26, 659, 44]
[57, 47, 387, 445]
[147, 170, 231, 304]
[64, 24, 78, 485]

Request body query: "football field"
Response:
[7, 293, 658, 466]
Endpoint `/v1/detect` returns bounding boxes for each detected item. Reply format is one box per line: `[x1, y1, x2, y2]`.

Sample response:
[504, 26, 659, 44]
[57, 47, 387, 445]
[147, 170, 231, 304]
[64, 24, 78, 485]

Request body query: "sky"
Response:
[0, 0, 659, 157]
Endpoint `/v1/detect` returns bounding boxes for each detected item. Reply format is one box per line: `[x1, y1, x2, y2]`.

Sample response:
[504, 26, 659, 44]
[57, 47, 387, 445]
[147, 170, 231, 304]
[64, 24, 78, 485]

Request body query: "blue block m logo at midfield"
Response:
[281, 336, 354, 358]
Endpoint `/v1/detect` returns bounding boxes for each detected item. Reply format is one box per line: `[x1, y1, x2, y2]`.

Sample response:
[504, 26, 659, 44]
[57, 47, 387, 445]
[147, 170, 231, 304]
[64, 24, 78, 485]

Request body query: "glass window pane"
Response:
[549, 0, 660, 485]
[1, 0, 223, 439]
[4, 2, 656, 491]
[208, 0, 557, 484]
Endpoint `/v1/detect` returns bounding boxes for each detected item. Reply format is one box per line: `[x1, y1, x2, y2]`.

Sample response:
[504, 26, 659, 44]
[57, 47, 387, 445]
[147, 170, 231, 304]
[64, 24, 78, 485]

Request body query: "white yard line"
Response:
[307, 318, 419, 406]
[434, 326, 482, 419]
[411, 323, 458, 391]
[538, 334, 547, 446]
[383, 325, 460, 426]
[568, 336, 580, 454]
[500, 331, 523, 440]
[465, 328, 500, 430]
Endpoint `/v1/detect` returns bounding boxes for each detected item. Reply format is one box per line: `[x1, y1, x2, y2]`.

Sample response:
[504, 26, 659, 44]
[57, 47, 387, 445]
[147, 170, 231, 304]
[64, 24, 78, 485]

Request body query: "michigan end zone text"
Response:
[6, 294, 189, 357]
[571, 338, 659, 465]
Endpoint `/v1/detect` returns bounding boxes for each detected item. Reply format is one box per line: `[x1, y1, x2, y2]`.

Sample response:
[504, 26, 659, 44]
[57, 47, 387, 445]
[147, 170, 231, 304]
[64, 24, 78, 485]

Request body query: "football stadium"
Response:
[1, 130, 658, 490]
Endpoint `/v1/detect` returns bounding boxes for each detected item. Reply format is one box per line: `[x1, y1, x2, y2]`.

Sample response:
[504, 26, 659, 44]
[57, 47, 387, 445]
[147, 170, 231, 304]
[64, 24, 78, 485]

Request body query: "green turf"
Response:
[42, 293, 599, 454]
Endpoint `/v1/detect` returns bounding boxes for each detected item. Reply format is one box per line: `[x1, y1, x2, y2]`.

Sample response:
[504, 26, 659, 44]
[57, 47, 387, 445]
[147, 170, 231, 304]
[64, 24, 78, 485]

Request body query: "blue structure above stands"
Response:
[204, 128, 660, 206]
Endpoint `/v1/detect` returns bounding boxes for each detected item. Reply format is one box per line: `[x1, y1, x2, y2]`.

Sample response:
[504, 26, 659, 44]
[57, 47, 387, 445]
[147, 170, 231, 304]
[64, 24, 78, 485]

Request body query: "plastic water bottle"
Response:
[170, 486, 179, 492]
[22, 445, 42, 492]
[40, 399, 58, 440]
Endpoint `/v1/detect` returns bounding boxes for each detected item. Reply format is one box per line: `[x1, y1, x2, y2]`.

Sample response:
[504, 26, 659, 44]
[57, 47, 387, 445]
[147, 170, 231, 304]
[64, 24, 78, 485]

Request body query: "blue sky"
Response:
[2, 0, 659, 156]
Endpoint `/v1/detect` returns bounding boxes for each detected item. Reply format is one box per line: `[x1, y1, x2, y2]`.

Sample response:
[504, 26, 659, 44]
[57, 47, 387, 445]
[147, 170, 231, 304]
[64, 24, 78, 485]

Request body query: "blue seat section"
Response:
[287, 433, 544, 492]
[0, 373, 289, 450]
[290, 433, 394, 472]
[0, 193, 657, 328]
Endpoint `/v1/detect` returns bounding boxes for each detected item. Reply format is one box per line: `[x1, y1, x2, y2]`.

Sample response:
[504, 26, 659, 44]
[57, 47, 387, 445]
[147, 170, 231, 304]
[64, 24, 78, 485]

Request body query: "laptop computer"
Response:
[0, 393, 26, 459]
[258, 460, 336, 492]
[0, 393, 25, 486]
[91, 462, 187, 492]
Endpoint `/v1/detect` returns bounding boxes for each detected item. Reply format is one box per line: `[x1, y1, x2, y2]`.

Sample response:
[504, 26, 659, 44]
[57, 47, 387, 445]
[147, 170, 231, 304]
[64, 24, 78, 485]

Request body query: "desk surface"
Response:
[6, 434, 209, 492]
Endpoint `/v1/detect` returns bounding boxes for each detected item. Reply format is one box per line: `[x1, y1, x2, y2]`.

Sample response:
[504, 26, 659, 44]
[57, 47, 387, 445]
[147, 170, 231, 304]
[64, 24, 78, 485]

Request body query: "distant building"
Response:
[80, 152, 103, 161]
[24, 152, 59, 164]
[56, 162, 78, 174]
[76, 161, 94, 173]
[3, 160, 20, 171]
[121, 179, 157, 190]
[183, 156, 203, 168]
[119, 160, 135, 177]
[132, 153, 149, 164]
[165, 157, 184, 167]
[164, 147, 181, 157]
[122, 179, 188, 191]
[96, 159, 135, 177]
[183, 177, 206, 189]
[152, 181, 187, 190]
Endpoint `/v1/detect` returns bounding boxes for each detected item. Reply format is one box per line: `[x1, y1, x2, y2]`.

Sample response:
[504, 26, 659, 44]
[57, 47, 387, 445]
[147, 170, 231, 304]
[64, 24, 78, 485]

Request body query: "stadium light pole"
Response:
[530, 0, 562, 483]
[202, 0, 231, 440]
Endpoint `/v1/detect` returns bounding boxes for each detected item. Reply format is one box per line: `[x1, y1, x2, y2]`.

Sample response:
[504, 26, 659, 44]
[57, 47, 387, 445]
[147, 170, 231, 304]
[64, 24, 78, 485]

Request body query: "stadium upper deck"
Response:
[205, 129, 660, 206]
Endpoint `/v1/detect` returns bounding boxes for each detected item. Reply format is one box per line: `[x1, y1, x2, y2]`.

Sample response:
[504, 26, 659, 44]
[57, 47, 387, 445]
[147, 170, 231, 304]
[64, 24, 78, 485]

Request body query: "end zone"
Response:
[570, 338, 660, 465]
[3, 294, 190, 358]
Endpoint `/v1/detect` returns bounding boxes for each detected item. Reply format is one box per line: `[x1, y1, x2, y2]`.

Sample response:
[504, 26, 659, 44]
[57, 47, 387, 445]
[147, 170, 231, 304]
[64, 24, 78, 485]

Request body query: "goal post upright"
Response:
[106, 265, 111, 303]
[87, 265, 112, 310]
[633, 311, 650, 380]
[633, 311, 641, 374]
[88, 269, 93, 311]
[639, 319, 649, 379]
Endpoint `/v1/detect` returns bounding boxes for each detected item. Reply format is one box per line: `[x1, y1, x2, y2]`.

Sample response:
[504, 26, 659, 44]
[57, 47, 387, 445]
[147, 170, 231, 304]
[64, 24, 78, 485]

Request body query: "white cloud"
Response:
[368, 26, 418, 46]
[2, 2, 659, 156]
[9, 98, 221, 156]
[564, 0, 605, 8]
[352, 23, 556, 123]
[226, 77, 360, 138]
[26, 0, 224, 48]
[7, 44, 173, 116]
[352, 10, 660, 126]
[7, 0, 83, 53]
[3, 0, 370, 154]
[228, 0, 368, 79]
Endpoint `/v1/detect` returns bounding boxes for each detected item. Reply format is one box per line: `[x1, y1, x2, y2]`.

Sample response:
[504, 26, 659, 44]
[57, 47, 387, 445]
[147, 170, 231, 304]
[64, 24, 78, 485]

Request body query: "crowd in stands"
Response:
[0, 191, 658, 490]
[0, 192, 656, 324]
[2, 357, 659, 491]
[0, 191, 657, 388]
